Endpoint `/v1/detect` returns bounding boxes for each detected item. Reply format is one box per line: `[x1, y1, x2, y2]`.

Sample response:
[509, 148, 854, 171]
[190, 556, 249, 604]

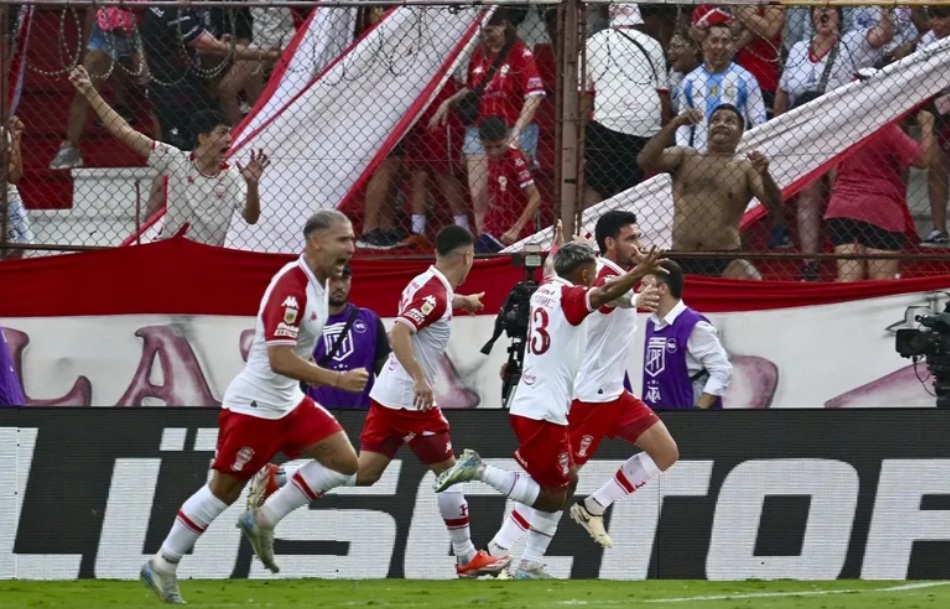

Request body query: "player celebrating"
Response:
[482, 211, 679, 565]
[246, 226, 510, 578]
[434, 224, 667, 578]
[140, 210, 368, 603]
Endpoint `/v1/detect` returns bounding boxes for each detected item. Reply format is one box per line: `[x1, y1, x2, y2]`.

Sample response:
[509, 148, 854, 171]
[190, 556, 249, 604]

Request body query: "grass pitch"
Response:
[1, 579, 948, 609]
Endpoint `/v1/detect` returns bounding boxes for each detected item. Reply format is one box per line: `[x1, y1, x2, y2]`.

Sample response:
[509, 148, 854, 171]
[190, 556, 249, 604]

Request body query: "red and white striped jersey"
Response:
[574, 257, 639, 403]
[223, 257, 328, 417]
[509, 276, 594, 424]
[370, 266, 454, 410]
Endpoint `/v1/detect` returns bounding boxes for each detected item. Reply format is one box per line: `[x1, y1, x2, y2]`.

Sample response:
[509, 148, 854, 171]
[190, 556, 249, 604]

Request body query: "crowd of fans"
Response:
[2, 3, 950, 282]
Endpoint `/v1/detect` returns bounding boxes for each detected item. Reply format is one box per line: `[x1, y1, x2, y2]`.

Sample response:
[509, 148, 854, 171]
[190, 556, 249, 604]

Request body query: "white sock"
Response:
[258, 461, 356, 527]
[522, 509, 562, 565]
[477, 465, 541, 507]
[489, 506, 533, 557]
[157, 485, 228, 570]
[411, 214, 426, 234]
[453, 214, 469, 228]
[586, 452, 661, 516]
[437, 485, 477, 565]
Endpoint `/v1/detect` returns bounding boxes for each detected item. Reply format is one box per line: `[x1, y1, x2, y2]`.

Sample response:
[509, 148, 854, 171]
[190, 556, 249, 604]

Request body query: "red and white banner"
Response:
[0, 238, 945, 408]
[223, 7, 489, 253]
[507, 37, 950, 252]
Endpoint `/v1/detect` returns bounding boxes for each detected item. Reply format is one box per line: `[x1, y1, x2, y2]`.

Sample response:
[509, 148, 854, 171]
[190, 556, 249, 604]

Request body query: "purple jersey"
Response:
[0, 326, 26, 406]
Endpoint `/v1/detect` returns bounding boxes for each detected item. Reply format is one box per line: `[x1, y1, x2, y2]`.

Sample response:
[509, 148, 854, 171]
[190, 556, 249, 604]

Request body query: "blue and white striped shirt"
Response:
[675, 62, 767, 151]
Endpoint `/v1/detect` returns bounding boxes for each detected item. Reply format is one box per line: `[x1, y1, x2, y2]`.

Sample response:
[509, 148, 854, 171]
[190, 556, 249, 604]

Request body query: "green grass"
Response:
[1, 579, 948, 609]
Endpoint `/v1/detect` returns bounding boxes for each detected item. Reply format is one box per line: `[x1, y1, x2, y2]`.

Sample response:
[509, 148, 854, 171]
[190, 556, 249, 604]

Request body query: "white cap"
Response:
[609, 3, 644, 28]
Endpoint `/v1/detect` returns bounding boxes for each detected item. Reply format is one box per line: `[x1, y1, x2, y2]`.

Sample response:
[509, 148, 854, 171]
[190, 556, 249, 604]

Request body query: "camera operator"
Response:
[642, 260, 732, 410]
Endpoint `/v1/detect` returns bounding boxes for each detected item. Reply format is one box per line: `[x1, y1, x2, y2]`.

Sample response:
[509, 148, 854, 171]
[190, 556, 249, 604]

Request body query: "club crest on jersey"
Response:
[577, 435, 594, 458]
[558, 451, 570, 476]
[232, 447, 255, 472]
[282, 296, 299, 324]
[420, 295, 437, 316]
[645, 337, 667, 377]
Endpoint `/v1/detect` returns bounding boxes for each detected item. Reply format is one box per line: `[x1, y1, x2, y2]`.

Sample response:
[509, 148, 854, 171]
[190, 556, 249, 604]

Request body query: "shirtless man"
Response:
[637, 105, 785, 279]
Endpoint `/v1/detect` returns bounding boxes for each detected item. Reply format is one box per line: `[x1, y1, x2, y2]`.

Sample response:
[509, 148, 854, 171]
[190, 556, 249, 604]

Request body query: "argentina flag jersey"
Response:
[675, 62, 767, 151]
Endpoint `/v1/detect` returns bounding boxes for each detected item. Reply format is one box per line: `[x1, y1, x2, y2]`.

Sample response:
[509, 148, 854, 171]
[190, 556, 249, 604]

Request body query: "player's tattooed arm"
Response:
[268, 345, 369, 392]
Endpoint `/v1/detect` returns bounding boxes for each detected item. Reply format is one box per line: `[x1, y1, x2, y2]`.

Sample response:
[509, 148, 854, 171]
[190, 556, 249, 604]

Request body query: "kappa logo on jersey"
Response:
[232, 446, 255, 472]
[420, 295, 437, 316]
[644, 337, 667, 377]
[282, 296, 299, 308]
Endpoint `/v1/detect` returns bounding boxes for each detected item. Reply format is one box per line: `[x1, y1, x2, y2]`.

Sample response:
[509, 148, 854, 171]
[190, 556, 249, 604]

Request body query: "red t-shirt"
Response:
[825, 124, 922, 233]
[734, 7, 781, 94]
[483, 147, 535, 239]
[468, 39, 545, 127]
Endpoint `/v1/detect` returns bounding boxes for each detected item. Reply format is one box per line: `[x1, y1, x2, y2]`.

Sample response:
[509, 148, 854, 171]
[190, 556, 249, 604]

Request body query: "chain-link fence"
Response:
[1, 1, 950, 281]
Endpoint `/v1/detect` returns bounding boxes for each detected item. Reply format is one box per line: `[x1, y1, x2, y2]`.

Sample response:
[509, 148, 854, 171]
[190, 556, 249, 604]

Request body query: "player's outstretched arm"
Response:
[637, 109, 701, 175]
[268, 345, 368, 392]
[68, 66, 152, 159]
[589, 246, 668, 311]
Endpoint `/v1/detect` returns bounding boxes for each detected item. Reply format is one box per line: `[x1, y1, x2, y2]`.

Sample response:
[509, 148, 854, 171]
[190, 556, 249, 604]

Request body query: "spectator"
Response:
[306, 264, 391, 409]
[918, 6, 950, 247]
[404, 79, 470, 244]
[774, 6, 894, 280]
[49, 5, 146, 170]
[729, 4, 785, 112]
[675, 20, 766, 151]
[476, 116, 542, 253]
[825, 111, 936, 281]
[668, 31, 701, 112]
[641, 260, 732, 410]
[581, 3, 670, 206]
[0, 325, 26, 406]
[2, 116, 32, 261]
[70, 66, 268, 246]
[208, 4, 277, 126]
[429, 8, 545, 234]
[137, 5, 279, 150]
[357, 153, 408, 249]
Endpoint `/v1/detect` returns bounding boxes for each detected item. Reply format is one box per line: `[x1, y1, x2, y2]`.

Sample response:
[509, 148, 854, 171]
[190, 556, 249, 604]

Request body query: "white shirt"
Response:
[148, 141, 247, 246]
[779, 29, 881, 108]
[370, 266, 454, 411]
[223, 256, 329, 418]
[509, 276, 594, 425]
[647, 300, 733, 402]
[675, 62, 766, 151]
[583, 27, 668, 137]
[574, 258, 638, 403]
[849, 6, 917, 56]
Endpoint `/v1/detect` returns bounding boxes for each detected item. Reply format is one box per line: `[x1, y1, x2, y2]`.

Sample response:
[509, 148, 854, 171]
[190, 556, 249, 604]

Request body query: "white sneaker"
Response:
[49, 145, 83, 170]
[513, 559, 554, 579]
[246, 463, 280, 511]
[570, 500, 613, 548]
[140, 559, 185, 604]
[236, 511, 280, 573]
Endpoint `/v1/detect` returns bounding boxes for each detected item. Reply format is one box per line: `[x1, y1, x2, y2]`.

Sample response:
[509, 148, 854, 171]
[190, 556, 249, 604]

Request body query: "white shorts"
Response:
[6, 194, 33, 245]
